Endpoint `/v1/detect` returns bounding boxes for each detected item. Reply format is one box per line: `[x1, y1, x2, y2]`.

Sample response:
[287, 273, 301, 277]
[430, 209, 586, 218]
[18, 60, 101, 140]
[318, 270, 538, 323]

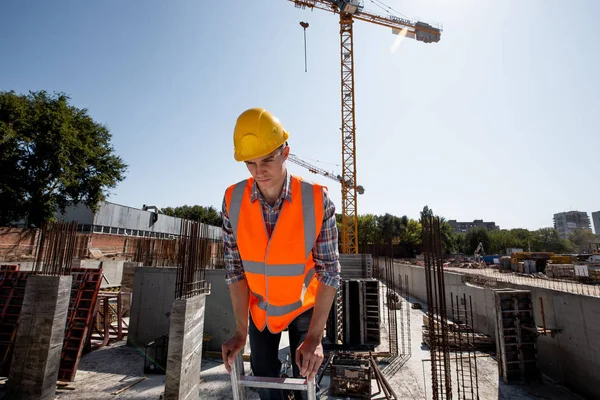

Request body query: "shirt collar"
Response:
[250, 171, 293, 204]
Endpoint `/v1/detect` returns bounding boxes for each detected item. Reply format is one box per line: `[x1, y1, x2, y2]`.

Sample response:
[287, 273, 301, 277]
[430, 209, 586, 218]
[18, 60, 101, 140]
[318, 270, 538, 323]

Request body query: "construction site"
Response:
[1, 1, 599, 400]
[0, 209, 599, 400]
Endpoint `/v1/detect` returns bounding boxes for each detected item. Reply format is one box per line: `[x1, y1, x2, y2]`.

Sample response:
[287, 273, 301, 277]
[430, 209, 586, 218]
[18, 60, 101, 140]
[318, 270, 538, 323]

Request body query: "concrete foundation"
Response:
[383, 260, 600, 400]
[203, 269, 236, 352]
[128, 267, 235, 352]
[7, 274, 72, 400]
[164, 294, 207, 400]
[127, 267, 178, 348]
[120, 262, 140, 317]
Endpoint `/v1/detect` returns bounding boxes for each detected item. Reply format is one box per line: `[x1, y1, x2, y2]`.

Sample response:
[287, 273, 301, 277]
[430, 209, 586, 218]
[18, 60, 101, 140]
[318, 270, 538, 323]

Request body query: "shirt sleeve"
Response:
[312, 187, 341, 289]
[222, 194, 246, 285]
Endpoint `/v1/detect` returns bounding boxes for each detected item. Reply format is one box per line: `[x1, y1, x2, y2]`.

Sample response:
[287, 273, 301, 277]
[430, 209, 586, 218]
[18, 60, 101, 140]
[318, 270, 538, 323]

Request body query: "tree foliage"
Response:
[453, 226, 579, 255]
[0, 90, 127, 226]
[160, 205, 222, 226]
[567, 229, 597, 253]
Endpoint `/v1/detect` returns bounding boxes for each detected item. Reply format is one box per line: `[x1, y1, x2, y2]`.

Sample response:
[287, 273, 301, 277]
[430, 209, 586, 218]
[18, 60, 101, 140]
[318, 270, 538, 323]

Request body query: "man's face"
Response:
[244, 146, 289, 191]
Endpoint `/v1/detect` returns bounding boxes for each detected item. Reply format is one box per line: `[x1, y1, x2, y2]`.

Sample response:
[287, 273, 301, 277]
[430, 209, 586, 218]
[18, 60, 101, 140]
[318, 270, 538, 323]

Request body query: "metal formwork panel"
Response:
[493, 289, 540, 384]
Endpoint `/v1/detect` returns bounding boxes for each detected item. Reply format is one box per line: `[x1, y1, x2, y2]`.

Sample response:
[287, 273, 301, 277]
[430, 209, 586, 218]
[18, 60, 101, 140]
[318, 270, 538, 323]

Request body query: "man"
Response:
[221, 108, 340, 400]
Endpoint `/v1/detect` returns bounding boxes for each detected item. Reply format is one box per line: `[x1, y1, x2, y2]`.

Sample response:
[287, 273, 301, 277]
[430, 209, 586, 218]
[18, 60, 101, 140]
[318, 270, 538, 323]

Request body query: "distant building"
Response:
[593, 211, 600, 235]
[448, 219, 499, 233]
[56, 201, 221, 239]
[553, 211, 591, 239]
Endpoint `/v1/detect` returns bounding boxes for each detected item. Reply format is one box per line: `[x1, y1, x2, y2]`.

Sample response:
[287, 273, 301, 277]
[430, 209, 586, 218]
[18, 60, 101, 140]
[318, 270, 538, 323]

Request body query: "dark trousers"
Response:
[249, 308, 315, 400]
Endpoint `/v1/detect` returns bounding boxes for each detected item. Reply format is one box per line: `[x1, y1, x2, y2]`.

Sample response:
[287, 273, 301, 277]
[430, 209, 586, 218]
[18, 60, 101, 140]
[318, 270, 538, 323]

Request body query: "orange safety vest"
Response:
[225, 174, 324, 334]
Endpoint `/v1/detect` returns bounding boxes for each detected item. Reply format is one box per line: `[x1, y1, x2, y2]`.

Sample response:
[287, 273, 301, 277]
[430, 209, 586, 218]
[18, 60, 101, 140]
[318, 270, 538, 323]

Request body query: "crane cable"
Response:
[368, 0, 412, 20]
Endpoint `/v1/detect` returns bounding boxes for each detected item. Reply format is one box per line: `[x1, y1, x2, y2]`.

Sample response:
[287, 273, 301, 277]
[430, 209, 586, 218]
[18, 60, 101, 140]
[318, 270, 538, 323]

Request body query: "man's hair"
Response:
[276, 142, 289, 153]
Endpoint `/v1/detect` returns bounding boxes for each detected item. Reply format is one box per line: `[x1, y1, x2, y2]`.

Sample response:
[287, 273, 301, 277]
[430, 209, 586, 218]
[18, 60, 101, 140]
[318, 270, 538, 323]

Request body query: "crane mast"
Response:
[339, 13, 357, 254]
[288, 0, 441, 254]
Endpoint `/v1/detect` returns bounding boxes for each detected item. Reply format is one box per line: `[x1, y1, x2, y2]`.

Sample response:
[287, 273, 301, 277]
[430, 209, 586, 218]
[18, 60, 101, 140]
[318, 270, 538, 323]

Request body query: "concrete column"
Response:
[164, 293, 207, 400]
[120, 262, 140, 317]
[7, 274, 72, 400]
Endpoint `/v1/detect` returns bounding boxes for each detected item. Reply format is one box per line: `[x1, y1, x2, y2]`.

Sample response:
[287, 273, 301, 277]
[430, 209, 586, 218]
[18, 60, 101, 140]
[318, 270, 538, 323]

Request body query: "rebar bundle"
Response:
[401, 274, 411, 358]
[450, 293, 480, 400]
[422, 216, 452, 400]
[132, 237, 177, 267]
[384, 256, 399, 357]
[34, 221, 78, 275]
[174, 220, 212, 299]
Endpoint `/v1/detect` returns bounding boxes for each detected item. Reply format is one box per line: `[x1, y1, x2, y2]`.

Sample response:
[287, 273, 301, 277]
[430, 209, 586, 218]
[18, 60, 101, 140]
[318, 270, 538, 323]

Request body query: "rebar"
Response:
[385, 256, 399, 357]
[451, 292, 480, 400]
[34, 221, 78, 275]
[405, 274, 412, 357]
[422, 216, 452, 400]
[174, 220, 213, 299]
[132, 237, 177, 267]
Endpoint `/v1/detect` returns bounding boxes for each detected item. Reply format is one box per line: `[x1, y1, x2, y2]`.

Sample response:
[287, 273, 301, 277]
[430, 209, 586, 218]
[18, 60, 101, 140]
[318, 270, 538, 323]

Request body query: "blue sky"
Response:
[1, 0, 599, 231]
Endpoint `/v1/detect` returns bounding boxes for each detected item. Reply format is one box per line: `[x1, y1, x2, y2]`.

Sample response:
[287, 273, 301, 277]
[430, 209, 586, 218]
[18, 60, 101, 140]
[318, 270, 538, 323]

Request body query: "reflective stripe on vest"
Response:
[227, 178, 319, 322]
[250, 268, 316, 317]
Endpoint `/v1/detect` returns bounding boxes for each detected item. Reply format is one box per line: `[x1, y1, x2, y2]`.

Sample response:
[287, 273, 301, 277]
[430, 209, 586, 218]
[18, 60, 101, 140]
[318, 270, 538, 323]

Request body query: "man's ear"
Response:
[282, 145, 290, 160]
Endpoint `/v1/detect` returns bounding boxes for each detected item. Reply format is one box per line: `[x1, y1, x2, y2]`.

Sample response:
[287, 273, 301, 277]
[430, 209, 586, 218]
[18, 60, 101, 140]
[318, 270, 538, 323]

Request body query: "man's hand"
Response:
[222, 334, 246, 374]
[295, 335, 324, 379]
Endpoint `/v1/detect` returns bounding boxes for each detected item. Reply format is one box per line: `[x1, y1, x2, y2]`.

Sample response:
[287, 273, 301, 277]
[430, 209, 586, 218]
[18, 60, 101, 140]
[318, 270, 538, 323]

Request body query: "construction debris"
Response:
[447, 261, 486, 269]
[329, 352, 371, 399]
[422, 315, 494, 351]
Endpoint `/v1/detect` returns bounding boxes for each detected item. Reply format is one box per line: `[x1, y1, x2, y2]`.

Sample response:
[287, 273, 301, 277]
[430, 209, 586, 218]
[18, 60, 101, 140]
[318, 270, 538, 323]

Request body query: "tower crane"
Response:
[287, 0, 442, 254]
[288, 153, 365, 194]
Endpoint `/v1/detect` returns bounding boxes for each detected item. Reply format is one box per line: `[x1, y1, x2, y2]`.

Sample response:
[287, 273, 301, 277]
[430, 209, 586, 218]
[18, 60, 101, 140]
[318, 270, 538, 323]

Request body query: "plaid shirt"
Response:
[221, 172, 340, 289]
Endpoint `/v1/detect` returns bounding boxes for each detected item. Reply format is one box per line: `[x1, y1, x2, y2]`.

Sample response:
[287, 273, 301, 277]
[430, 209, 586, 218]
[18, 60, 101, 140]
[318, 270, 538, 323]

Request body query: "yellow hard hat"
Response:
[233, 108, 290, 162]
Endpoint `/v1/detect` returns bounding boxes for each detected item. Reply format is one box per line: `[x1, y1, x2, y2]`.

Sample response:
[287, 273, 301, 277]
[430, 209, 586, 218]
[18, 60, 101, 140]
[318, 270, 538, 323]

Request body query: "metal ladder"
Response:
[229, 353, 317, 400]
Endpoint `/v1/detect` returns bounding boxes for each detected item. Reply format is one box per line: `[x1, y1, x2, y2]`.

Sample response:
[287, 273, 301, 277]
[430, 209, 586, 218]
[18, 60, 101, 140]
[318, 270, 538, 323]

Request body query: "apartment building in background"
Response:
[448, 219, 499, 233]
[593, 211, 600, 235]
[553, 211, 591, 239]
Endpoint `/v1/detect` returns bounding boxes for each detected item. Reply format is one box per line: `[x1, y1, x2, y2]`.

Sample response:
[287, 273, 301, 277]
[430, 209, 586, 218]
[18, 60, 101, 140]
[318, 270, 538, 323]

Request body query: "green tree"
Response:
[420, 205, 434, 221]
[0, 90, 127, 226]
[488, 230, 524, 254]
[568, 229, 599, 253]
[161, 205, 222, 226]
[402, 219, 422, 247]
[530, 227, 572, 253]
[357, 214, 380, 249]
[439, 218, 457, 254]
[509, 228, 533, 250]
[465, 227, 491, 255]
[418, 206, 455, 254]
[454, 232, 467, 254]
[377, 213, 404, 244]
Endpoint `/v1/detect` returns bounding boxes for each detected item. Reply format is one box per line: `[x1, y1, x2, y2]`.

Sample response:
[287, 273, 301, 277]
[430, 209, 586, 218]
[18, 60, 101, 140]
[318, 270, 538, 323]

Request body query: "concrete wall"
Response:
[79, 259, 123, 288]
[203, 269, 236, 352]
[382, 261, 496, 336]
[383, 260, 600, 400]
[127, 267, 178, 348]
[126, 267, 235, 352]
[495, 281, 600, 400]
[0, 227, 39, 259]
